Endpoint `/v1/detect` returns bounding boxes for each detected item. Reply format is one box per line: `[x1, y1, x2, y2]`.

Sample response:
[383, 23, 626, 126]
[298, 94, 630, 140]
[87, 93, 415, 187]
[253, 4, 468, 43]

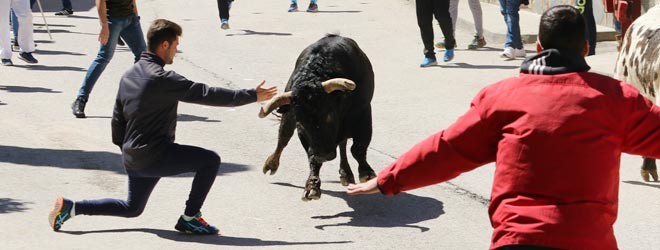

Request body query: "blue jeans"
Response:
[10, 0, 36, 42]
[499, 0, 522, 49]
[77, 15, 146, 99]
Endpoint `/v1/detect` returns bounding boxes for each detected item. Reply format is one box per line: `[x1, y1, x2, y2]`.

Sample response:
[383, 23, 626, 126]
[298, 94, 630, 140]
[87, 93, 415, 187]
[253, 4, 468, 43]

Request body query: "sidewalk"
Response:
[453, 0, 617, 45]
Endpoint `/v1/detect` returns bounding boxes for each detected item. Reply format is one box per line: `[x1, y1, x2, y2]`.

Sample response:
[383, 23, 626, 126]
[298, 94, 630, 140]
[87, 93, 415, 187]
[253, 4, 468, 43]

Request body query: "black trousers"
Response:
[577, 0, 597, 55]
[416, 0, 455, 58]
[76, 143, 221, 218]
[217, 0, 234, 20]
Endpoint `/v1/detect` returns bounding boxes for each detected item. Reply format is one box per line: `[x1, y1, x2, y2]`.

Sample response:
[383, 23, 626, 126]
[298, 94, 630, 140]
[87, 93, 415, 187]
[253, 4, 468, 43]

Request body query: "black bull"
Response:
[259, 35, 377, 201]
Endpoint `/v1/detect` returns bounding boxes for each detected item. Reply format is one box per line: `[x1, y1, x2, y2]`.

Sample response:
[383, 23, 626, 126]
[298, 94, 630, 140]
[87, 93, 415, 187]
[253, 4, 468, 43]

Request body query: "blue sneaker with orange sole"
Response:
[48, 197, 73, 231]
[175, 212, 220, 235]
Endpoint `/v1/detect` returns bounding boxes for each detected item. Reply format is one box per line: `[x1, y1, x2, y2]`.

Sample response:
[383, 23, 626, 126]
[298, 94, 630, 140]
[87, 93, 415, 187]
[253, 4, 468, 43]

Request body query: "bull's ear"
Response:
[259, 92, 292, 118]
[322, 78, 356, 93]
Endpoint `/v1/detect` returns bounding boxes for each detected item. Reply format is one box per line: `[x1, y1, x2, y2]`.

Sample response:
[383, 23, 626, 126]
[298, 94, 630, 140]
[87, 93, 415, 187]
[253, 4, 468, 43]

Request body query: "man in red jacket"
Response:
[348, 5, 660, 250]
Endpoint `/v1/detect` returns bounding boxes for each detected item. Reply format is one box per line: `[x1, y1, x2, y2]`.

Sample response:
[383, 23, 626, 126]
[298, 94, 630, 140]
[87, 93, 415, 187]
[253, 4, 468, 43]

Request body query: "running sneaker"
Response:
[420, 57, 437, 67]
[288, 3, 298, 12]
[443, 49, 454, 62]
[54, 9, 73, 16]
[306, 3, 319, 12]
[18, 52, 38, 64]
[467, 35, 487, 50]
[174, 212, 220, 235]
[48, 197, 74, 231]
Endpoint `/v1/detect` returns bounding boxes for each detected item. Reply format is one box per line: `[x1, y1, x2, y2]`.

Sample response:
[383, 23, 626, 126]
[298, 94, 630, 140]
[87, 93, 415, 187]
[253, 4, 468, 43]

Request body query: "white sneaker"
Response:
[500, 47, 526, 60]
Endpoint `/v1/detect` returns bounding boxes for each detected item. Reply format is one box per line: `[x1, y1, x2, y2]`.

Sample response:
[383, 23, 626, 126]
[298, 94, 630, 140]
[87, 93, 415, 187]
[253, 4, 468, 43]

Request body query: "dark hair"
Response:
[147, 19, 182, 52]
[538, 5, 586, 52]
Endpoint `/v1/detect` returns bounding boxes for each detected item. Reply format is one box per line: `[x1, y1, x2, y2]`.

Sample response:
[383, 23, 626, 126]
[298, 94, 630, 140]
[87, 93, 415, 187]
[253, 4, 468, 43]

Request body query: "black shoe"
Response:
[287, 3, 298, 12]
[306, 3, 318, 12]
[117, 37, 125, 46]
[54, 9, 73, 16]
[1, 59, 13, 66]
[72, 97, 87, 118]
[18, 52, 38, 64]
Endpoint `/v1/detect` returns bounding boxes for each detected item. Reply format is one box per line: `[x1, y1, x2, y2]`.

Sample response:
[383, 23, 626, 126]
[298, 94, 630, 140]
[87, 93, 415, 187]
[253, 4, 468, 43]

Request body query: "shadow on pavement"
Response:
[430, 62, 520, 69]
[34, 39, 56, 43]
[272, 182, 443, 232]
[315, 10, 362, 13]
[65, 15, 99, 20]
[0, 145, 249, 177]
[84, 116, 112, 119]
[34, 29, 96, 35]
[12, 65, 87, 72]
[35, 49, 85, 56]
[0, 85, 61, 93]
[61, 228, 351, 246]
[178, 114, 221, 123]
[622, 181, 660, 189]
[0, 198, 32, 213]
[34, 0, 95, 12]
[34, 23, 75, 28]
[226, 30, 292, 36]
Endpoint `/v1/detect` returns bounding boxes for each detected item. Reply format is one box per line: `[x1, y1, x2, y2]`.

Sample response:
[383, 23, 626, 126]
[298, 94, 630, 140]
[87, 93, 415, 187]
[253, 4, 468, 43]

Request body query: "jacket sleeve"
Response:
[621, 85, 660, 158]
[111, 97, 126, 147]
[378, 90, 499, 195]
[160, 71, 257, 106]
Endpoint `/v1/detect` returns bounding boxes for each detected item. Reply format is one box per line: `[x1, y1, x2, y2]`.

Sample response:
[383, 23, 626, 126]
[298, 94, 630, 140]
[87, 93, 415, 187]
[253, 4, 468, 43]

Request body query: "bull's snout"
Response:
[309, 151, 337, 163]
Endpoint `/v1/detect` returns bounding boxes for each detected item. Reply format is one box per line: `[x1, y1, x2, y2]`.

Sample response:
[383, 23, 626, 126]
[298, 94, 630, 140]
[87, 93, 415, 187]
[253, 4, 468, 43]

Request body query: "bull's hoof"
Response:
[641, 169, 659, 182]
[359, 173, 377, 183]
[302, 188, 322, 201]
[339, 175, 356, 186]
[643, 169, 660, 182]
[262, 154, 280, 175]
[302, 177, 322, 201]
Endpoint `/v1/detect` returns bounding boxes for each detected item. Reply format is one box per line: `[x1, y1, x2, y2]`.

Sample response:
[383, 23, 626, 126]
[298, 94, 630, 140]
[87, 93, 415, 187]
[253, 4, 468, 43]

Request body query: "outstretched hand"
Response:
[347, 178, 380, 195]
[256, 80, 278, 102]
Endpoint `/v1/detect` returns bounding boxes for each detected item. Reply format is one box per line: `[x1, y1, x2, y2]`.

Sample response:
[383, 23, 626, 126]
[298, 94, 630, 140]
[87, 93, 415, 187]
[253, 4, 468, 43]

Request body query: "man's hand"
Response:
[347, 178, 380, 195]
[98, 23, 110, 45]
[256, 80, 277, 102]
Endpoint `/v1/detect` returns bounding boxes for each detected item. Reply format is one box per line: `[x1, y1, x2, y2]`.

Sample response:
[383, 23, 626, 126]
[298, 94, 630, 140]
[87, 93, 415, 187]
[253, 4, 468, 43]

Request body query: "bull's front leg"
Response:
[302, 162, 323, 201]
[263, 112, 295, 175]
[640, 157, 658, 182]
[352, 108, 376, 183]
[338, 139, 356, 186]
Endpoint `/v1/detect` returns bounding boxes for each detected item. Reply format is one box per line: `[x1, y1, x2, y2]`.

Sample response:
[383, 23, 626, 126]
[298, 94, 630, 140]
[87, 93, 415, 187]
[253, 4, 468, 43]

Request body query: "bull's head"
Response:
[259, 78, 356, 163]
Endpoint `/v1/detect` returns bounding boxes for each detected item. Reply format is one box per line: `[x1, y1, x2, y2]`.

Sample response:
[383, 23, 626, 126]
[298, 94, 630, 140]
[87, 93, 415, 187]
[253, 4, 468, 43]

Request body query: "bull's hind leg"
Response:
[352, 108, 376, 183]
[263, 112, 295, 175]
[640, 157, 658, 182]
[338, 139, 356, 186]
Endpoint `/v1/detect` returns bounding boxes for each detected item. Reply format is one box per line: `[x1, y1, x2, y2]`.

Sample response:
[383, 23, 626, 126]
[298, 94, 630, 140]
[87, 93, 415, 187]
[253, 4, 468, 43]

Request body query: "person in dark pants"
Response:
[217, 0, 234, 29]
[416, 0, 456, 67]
[576, 0, 596, 55]
[49, 19, 278, 235]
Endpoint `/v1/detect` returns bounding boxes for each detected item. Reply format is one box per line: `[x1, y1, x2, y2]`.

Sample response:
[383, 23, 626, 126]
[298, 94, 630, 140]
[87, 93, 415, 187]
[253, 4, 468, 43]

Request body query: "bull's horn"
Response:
[258, 91, 292, 118]
[322, 78, 356, 93]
